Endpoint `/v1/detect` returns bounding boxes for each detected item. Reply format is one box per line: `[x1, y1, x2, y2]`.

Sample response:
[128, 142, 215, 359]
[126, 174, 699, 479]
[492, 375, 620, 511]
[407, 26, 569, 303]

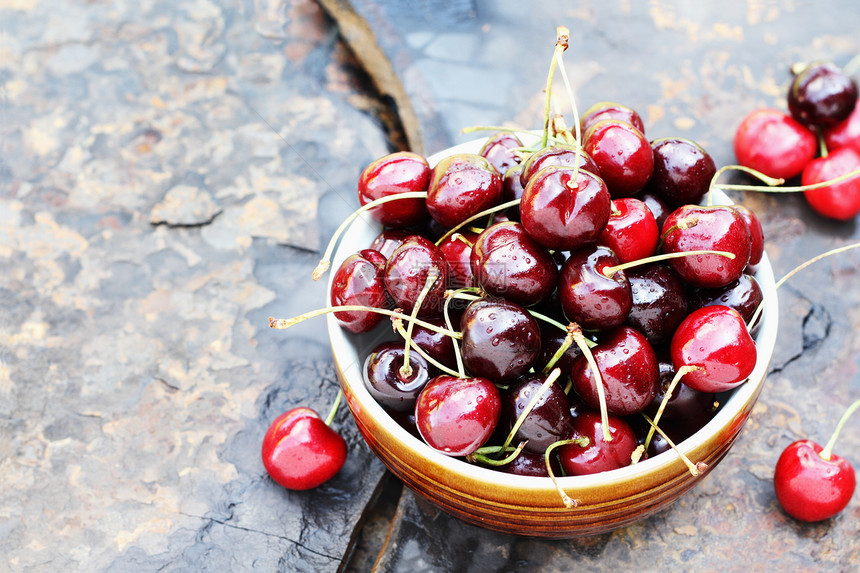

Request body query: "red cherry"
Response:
[580, 101, 645, 134]
[583, 119, 654, 197]
[733, 108, 817, 180]
[437, 229, 479, 290]
[774, 440, 856, 522]
[426, 153, 503, 229]
[670, 305, 757, 393]
[599, 198, 659, 264]
[384, 235, 449, 317]
[261, 407, 348, 490]
[823, 99, 860, 155]
[557, 411, 637, 475]
[519, 144, 601, 188]
[558, 245, 632, 332]
[357, 151, 430, 228]
[731, 205, 765, 267]
[414, 375, 501, 456]
[801, 146, 860, 221]
[329, 251, 388, 333]
[646, 137, 717, 208]
[479, 132, 523, 176]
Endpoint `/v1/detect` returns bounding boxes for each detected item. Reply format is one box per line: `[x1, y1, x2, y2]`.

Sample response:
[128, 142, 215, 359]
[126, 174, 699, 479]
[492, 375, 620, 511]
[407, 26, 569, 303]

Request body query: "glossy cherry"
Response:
[520, 165, 611, 251]
[638, 190, 672, 229]
[688, 273, 763, 329]
[624, 263, 688, 346]
[733, 108, 817, 180]
[670, 305, 757, 393]
[459, 297, 541, 383]
[470, 221, 558, 307]
[519, 144, 600, 188]
[502, 373, 573, 454]
[426, 153, 503, 229]
[788, 61, 858, 128]
[558, 245, 632, 332]
[580, 101, 646, 134]
[364, 341, 433, 411]
[357, 151, 430, 227]
[534, 323, 583, 374]
[570, 326, 659, 416]
[801, 146, 860, 221]
[557, 411, 637, 475]
[498, 449, 562, 477]
[501, 163, 526, 221]
[599, 198, 659, 264]
[438, 229, 479, 290]
[414, 375, 501, 456]
[731, 205, 765, 267]
[645, 355, 717, 423]
[384, 235, 449, 317]
[261, 407, 348, 490]
[583, 119, 654, 197]
[660, 205, 752, 288]
[646, 137, 717, 208]
[479, 131, 523, 176]
[369, 228, 411, 260]
[329, 250, 388, 333]
[824, 98, 860, 155]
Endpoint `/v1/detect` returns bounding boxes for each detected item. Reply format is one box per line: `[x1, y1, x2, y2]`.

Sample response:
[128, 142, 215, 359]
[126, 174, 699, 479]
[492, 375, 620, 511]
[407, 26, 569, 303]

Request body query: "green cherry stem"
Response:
[602, 250, 736, 278]
[442, 289, 469, 378]
[392, 320, 461, 377]
[467, 441, 528, 466]
[269, 307, 462, 339]
[324, 389, 344, 426]
[500, 368, 562, 453]
[820, 399, 860, 461]
[642, 365, 704, 453]
[639, 413, 706, 476]
[312, 191, 428, 280]
[545, 436, 590, 508]
[570, 324, 611, 442]
[715, 166, 860, 195]
[400, 270, 440, 378]
[541, 27, 569, 148]
[541, 324, 576, 375]
[707, 164, 785, 206]
[434, 199, 521, 247]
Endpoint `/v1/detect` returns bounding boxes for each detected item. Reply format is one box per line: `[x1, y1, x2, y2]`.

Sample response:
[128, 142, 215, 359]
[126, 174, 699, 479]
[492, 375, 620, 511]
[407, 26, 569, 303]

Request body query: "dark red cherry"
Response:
[646, 137, 717, 208]
[519, 144, 600, 188]
[502, 373, 573, 454]
[369, 228, 411, 260]
[534, 324, 583, 375]
[583, 119, 654, 197]
[415, 375, 501, 456]
[520, 165, 611, 251]
[497, 449, 562, 477]
[330, 252, 388, 333]
[660, 205, 751, 288]
[624, 263, 688, 346]
[599, 198, 659, 264]
[801, 146, 860, 221]
[731, 205, 764, 267]
[385, 407, 421, 439]
[364, 342, 433, 412]
[359, 248, 388, 269]
[788, 61, 858, 128]
[570, 326, 659, 416]
[357, 151, 430, 228]
[670, 305, 757, 393]
[688, 273, 763, 330]
[410, 315, 458, 371]
[645, 356, 717, 423]
[824, 98, 860, 155]
[558, 411, 637, 475]
[733, 108, 817, 180]
[638, 190, 672, 229]
[459, 297, 541, 383]
[384, 235, 449, 317]
[501, 163, 526, 221]
[558, 245, 632, 332]
[470, 221, 558, 307]
[580, 101, 646, 134]
[438, 229, 479, 290]
[479, 132, 523, 176]
[426, 153, 503, 229]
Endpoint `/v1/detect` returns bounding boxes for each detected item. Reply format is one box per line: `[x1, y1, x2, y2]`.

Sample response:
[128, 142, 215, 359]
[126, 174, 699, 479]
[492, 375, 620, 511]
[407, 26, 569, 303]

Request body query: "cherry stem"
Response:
[401, 270, 440, 378]
[541, 27, 569, 148]
[707, 164, 785, 206]
[268, 307, 462, 339]
[324, 388, 343, 426]
[443, 289, 468, 378]
[640, 413, 707, 476]
[716, 166, 860, 194]
[501, 368, 562, 453]
[552, 31, 583, 183]
[820, 399, 860, 461]
[748, 241, 860, 331]
[392, 320, 461, 377]
[467, 441, 527, 466]
[460, 126, 566, 148]
[571, 324, 611, 442]
[452, 232, 474, 249]
[642, 365, 704, 453]
[541, 323, 576, 375]
[818, 127, 829, 159]
[602, 250, 736, 278]
[434, 199, 521, 247]
[312, 191, 428, 280]
[544, 436, 590, 508]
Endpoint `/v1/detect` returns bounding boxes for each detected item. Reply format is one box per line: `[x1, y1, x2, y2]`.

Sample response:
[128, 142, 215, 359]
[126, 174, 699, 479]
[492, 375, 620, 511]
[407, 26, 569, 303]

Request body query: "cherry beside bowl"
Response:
[327, 139, 778, 538]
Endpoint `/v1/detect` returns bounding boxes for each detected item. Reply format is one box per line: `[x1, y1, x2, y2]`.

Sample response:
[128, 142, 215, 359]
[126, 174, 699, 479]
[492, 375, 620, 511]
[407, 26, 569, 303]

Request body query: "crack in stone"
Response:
[767, 301, 833, 376]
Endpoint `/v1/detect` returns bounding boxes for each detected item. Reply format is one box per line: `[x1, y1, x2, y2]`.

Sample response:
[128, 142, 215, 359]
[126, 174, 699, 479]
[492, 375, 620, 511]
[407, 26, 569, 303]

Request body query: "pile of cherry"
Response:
[325, 100, 765, 487]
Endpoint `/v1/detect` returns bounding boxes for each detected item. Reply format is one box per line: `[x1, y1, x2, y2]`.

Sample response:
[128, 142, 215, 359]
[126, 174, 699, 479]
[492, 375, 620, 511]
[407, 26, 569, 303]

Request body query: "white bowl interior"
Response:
[327, 137, 778, 491]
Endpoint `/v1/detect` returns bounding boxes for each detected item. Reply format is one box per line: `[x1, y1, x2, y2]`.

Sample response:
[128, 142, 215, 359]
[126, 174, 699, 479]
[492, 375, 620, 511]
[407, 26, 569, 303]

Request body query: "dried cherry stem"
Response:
[541, 323, 576, 374]
[434, 198, 521, 247]
[392, 319, 461, 377]
[540, 26, 570, 149]
[500, 368, 562, 453]
[312, 191, 427, 280]
[748, 241, 860, 331]
[324, 389, 344, 426]
[400, 270, 440, 378]
[820, 399, 860, 461]
[602, 250, 736, 278]
[571, 324, 611, 442]
[269, 306, 462, 339]
[467, 441, 528, 466]
[642, 365, 705, 453]
[544, 437, 590, 508]
[640, 413, 707, 476]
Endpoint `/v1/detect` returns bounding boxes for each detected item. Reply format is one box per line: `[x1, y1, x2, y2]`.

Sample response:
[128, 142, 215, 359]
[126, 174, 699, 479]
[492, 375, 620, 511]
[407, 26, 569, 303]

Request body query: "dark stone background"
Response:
[2, 1, 860, 571]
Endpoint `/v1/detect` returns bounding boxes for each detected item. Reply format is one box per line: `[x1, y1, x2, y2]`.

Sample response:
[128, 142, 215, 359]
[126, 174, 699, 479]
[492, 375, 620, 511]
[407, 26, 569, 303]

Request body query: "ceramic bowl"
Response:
[327, 139, 778, 538]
